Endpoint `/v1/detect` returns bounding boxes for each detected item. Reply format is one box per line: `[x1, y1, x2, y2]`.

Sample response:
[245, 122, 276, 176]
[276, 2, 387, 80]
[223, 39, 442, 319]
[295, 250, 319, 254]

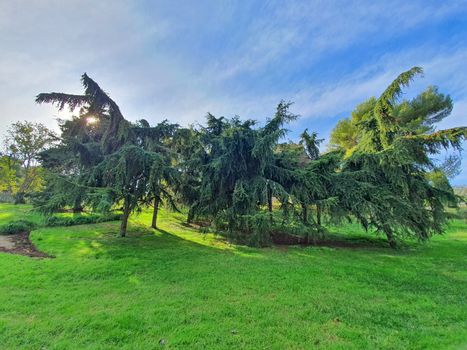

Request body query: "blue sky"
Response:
[1, 0, 467, 183]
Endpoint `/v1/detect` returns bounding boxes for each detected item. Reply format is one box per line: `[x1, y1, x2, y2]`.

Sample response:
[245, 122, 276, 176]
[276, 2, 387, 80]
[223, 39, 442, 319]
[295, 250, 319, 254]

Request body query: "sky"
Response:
[1, 0, 467, 184]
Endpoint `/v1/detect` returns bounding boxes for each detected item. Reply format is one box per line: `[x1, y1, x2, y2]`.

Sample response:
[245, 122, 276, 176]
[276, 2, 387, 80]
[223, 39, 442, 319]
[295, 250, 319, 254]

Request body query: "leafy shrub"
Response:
[218, 212, 273, 247]
[0, 220, 37, 235]
[0, 192, 15, 203]
[275, 220, 322, 238]
[244, 213, 273, 247]
[446, 208, 467, 220]
[44, 213, 121, 227]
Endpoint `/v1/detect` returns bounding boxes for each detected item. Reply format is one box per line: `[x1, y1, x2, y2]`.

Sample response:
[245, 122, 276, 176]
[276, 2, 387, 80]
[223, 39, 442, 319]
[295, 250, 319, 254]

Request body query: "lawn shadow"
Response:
[50, 220, 236, 262]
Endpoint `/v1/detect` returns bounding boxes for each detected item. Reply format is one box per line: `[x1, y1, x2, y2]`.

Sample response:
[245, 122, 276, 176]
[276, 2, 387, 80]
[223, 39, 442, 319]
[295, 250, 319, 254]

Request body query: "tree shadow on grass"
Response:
[33, 215, 445, 263]
[51, 221, 234, 262]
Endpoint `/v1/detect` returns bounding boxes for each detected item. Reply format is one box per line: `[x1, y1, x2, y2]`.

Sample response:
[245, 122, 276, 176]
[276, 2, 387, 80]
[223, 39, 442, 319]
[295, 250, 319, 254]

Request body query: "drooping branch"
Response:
[400, 126, 467, 153]
[35, 93, 90, 112]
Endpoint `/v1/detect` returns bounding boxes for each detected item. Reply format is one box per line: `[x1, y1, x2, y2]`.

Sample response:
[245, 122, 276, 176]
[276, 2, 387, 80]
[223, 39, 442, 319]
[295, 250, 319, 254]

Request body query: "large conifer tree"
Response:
[333, 67, 466, 247]
[187, 102, 297, 245]
[35, 74, 177, 236]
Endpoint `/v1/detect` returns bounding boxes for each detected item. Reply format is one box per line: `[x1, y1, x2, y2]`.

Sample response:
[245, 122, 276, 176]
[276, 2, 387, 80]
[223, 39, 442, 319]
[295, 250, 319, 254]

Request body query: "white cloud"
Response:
[291, 48, 467, 121]
[0, 0, 466, 146]
[208, 0, 467, 79]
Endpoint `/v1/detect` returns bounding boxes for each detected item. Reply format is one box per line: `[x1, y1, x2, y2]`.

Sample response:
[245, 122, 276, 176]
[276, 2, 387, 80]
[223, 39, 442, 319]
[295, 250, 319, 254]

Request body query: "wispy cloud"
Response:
[208, 1, 467, 80]
[292, 48, 467, 120]
[1, 0, 467, 183]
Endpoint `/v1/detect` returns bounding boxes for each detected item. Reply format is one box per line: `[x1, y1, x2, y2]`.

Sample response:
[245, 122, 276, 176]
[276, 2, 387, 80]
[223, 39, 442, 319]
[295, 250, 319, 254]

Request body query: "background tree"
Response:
[0, 154, 20, 195]
[329, 78, 454, 156]
[2, 121, 56, 203]
[187, 102, 298, 245]
[334, 67, 466, 247]
[133, 119, 181, 229]
[299, 129, 326, 225]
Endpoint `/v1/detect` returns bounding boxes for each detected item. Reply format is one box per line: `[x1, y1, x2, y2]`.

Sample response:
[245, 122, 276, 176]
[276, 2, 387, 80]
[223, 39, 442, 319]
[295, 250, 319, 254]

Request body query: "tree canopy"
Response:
[24, 68, 467, 247]
[1, 121, 56, 203]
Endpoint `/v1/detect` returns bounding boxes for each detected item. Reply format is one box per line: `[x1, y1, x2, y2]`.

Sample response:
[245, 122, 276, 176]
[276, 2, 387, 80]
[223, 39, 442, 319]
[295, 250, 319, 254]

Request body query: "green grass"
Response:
[0, 203, 44, 226]
[0, 204, 118, 230]
[0, 204, 466, 349]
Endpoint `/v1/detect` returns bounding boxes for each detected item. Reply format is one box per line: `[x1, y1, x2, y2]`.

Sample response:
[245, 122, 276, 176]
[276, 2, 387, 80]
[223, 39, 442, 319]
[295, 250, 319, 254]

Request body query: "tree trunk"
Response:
[72, 206, 83, 213]
[14, 192, 26, 204]
[385, 230, 397, 249]
[301, 203, 307, 224]
[120, 201, 130, 237]
[151, 197, 160, 229]
[187, 208, 193, 224]
[73, 197, 83, 213]
[316, 204, 321, 226]
[15, 166, 34, 204]
[267, 185, 273, 224]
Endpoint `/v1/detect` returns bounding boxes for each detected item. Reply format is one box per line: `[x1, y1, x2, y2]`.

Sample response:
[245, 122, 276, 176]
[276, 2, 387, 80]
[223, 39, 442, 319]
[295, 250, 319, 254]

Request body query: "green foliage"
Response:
[0, 193, 15, 203]
[371, 67, 423, 150]
[189, 102, 297, 239]
[35, 74, 180, 236]
[0, 219, 36, 234]
[0, 155, 20, 194]
[31, 175, 87, 214]
[1, 121, 56, 203]
[31, 69, 467, 247]
[329, 98, 376, 155]
[329, 79, 455, 156]
[44, 213, 121, 227]
[395, 85, 452, 134]
[329, 67, 466, 246]
[300, 129, 323, 160]
[36, 74, 132, 154]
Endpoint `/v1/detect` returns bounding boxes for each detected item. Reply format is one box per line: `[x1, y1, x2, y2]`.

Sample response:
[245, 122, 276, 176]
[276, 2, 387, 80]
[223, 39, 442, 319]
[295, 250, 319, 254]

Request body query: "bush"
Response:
[220, 212, 273, 247]
[0, 220, 37, 235]
[0, 192, 15, 203]
[44, 213, 121, 227]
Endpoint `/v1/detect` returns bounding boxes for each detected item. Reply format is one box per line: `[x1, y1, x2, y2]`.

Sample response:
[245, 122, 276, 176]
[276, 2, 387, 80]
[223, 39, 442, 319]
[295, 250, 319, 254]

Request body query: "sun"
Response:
[86, 116, 98, 125]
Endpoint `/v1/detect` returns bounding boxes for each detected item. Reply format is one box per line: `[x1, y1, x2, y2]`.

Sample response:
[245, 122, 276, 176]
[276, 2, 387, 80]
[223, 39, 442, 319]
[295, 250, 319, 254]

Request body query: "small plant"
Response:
[0, 220, 37, 235]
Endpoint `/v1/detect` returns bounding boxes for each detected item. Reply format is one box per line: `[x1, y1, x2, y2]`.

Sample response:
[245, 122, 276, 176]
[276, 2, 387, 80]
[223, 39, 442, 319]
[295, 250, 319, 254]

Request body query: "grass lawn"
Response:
[0, 204, 466, 349]
[0, 204, 45, 226]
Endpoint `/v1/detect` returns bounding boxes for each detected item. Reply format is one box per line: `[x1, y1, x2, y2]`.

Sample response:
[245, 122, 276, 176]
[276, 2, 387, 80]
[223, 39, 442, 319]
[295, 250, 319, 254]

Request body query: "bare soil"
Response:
[0, 231, 51, 258]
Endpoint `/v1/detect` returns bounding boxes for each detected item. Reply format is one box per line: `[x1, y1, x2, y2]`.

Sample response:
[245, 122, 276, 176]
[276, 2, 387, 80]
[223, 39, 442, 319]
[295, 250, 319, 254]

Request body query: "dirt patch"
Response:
[0, 235, 15, 249]
[0, 231, 51, 258]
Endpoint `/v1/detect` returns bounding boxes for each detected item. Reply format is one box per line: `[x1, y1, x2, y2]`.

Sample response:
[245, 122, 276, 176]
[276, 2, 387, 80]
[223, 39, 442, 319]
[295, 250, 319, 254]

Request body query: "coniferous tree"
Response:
[133, 119, 180, 229]
[333, 67, 466, 247]
[35, 74, 177, 236]
[188, 102, 297, 245]
[90, 145, 155, 236]
[32, 69, 465, 247]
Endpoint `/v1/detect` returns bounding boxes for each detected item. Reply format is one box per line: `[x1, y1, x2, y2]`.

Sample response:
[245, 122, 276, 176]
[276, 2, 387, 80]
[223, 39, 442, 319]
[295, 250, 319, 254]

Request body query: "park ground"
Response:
[0, 203, 466, 349]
